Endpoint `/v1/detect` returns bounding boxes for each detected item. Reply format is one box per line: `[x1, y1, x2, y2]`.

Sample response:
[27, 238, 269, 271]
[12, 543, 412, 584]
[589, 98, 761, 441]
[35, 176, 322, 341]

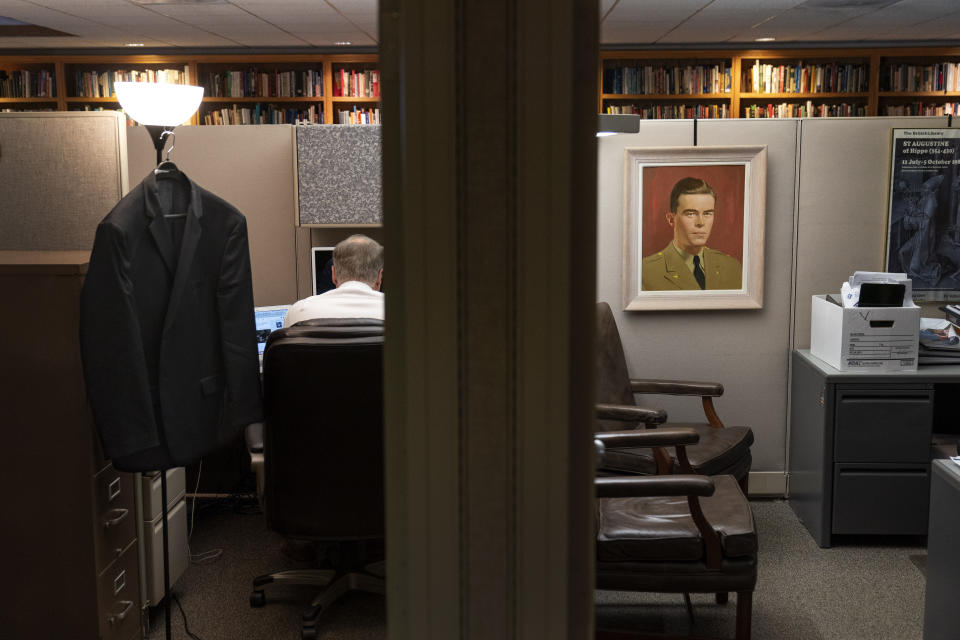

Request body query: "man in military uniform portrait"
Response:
[641, 176, 742, 291]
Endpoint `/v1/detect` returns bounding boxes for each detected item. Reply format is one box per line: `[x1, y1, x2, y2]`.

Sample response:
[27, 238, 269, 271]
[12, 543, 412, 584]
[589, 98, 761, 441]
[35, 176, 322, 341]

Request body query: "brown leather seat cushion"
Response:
[599, 423, 753, 477]
[597, 475, 756, 563]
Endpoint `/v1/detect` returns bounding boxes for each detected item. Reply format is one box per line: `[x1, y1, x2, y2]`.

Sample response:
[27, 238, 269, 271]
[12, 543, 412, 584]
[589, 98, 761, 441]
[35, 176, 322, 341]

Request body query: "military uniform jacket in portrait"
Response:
[80, 171, 263, 472]
[641, 244, 742, 291]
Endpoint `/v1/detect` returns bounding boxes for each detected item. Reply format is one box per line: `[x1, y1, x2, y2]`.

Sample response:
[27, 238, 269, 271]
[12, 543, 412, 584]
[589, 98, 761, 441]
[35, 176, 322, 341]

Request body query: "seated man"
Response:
[284, 234, 384, 327]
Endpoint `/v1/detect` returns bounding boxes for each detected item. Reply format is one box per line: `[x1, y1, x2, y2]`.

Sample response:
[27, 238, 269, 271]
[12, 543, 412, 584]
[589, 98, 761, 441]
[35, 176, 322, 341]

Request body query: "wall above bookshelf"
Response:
[0, 53, 380, 125]
[600, 47, 960, 119]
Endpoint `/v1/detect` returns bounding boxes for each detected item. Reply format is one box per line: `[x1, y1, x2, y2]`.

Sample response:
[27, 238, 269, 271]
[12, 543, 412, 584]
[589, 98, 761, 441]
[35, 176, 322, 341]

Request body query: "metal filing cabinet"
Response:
[1, 252, 143, 639]
[788, 349, 955, 547]
[140, 468, 189, 606]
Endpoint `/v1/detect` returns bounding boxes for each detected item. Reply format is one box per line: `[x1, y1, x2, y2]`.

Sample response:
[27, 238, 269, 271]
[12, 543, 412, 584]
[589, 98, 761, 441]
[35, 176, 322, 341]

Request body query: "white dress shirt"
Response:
[283, 280, 385, 327]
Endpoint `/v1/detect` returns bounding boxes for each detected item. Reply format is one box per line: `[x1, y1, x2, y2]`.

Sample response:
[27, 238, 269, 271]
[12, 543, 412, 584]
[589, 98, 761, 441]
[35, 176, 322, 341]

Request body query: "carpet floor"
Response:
[148, 498, 926, 640]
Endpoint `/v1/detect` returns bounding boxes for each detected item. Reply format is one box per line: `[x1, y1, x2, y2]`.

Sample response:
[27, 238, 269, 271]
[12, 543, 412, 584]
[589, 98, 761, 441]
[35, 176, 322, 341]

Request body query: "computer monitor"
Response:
[311, 246, 335, 296]
[310, 243, 384, 294]
[254, 305, 291, 355]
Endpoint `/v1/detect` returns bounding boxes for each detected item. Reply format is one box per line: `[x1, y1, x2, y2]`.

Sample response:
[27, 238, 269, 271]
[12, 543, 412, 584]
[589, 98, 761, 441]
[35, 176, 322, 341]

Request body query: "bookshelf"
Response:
[877, 48, 960, 117]
[0, 57, 58, 113]
[599, 47, 960, 119]
[0, 53, 380, 125]
[601, 52, 735, 120]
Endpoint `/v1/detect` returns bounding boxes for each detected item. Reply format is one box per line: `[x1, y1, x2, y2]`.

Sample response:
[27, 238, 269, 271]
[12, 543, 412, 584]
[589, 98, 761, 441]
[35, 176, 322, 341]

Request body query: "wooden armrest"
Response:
[595, 474, 714, 499]
[629, 378, 724, 397]
[596, 403, 667, 425]
[595, 472, 723, 569]
[595, 428, 699, 449]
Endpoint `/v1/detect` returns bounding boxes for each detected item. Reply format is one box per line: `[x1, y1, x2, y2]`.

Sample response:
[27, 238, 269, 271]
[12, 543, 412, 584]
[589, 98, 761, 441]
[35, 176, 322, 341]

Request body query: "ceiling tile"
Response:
[0, 0, 957, 49]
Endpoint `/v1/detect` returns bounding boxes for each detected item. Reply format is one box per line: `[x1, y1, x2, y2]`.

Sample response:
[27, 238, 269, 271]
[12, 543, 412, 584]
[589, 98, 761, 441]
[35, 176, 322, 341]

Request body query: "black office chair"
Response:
[248, 318, 385, 640]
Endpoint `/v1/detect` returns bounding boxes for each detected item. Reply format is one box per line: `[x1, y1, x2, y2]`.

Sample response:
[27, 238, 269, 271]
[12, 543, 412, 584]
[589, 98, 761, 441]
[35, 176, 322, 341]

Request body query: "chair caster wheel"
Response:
[301, 624, 318, 639]
[250, 590, 266, 607]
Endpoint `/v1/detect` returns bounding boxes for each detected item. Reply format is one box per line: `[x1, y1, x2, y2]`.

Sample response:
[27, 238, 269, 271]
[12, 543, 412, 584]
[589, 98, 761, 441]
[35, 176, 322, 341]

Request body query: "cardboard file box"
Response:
[810, 294, 920, 371]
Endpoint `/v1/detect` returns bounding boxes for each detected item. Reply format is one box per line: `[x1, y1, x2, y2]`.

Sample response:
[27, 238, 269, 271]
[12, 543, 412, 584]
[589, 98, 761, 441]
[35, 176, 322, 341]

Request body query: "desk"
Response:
[789, 349, 960, 548]
[924, 459, 960, 639]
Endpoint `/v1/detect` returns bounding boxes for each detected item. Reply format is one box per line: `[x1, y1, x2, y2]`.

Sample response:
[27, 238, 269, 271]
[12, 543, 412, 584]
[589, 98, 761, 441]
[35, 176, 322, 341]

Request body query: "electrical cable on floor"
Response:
[187, 458, 225, 565]
[172, 593, 205, 640]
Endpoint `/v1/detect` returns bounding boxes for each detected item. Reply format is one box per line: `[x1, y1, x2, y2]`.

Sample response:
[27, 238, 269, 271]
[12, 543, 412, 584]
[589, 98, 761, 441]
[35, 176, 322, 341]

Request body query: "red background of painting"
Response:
[641, 164, 746, 261]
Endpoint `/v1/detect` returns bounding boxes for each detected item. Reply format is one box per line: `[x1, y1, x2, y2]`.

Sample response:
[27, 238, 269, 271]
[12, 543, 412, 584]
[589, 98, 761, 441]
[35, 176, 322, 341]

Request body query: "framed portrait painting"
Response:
[622, 145, 767, 311]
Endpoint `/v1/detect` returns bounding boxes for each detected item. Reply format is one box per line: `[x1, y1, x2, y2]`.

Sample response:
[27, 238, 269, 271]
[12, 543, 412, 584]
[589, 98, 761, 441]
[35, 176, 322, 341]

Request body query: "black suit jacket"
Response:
[80, 171, 263, 471]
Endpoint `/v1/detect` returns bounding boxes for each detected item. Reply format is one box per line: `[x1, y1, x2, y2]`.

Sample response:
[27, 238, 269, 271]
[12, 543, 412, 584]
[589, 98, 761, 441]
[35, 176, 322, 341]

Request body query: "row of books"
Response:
[72, 68, 189, 98]
[336, 107, 381, 125]
[332, 69, 380, 98]
[742, 102, 867, 118]
[603, 64, 731, 96]
[604, 103, 731, 119]
[202, 69, 323, 98]
[201, 104, 323, 125]
[883, 102, 960, 116]
[2, 107, 56, 112]
[742, 61, 869, 94]
[880, 64, 960, 92]
[0, 69, 56, 98]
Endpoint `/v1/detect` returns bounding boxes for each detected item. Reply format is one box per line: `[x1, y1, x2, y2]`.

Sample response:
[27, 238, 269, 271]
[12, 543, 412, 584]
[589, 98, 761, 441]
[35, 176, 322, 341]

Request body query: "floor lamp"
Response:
[113, 81, 204, 640]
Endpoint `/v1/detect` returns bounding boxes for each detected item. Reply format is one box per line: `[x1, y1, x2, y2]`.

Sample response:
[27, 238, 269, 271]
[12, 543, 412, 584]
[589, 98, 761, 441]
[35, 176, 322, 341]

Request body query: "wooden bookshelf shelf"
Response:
[739, 92, 869, 99]
[65, 97, 120, 102]
[0, 97, 58, 103]
[331, 96, 381, 103]
[878, 91, 960, 97]
[202, 96, 324, 103]
[602, 93, 729, 100]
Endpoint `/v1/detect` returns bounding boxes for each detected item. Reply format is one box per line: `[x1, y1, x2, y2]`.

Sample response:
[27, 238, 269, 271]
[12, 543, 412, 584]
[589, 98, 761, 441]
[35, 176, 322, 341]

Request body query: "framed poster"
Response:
[886, 128, 960, 302]
[622, 145, 767, 311]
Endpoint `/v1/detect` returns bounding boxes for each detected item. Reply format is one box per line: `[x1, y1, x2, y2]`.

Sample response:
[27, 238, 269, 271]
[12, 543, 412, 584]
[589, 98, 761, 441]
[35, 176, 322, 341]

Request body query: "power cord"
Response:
[172, 593, 204, 640]
[188, 458, 224, 565]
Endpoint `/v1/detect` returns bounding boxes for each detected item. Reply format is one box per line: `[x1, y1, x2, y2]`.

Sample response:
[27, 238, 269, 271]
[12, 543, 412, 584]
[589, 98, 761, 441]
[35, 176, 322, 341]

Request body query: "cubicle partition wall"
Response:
[0, 111, 128, 249]
[597, 116, 948, 495]
[126, 124, 301, 308]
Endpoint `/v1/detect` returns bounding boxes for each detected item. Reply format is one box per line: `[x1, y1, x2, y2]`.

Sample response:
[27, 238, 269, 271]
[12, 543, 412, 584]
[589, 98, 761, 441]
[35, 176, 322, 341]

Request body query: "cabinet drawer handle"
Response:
[839, 469, 927, 477]
[103, 508, 129, 529]
[107, 600, 134, 625]
[840, 396, 930, 403]
[107, 477, 121, 502]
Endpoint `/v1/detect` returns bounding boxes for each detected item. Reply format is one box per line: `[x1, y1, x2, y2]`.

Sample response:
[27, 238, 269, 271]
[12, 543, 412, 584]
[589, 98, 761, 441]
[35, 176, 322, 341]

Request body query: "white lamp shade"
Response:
[114, 82, 204, 126]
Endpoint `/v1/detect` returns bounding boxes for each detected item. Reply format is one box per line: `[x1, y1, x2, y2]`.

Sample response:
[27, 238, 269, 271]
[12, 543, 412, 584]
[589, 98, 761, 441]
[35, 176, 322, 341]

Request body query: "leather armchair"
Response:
[248, 318, 385, 640]
[594, 429, 758, 640]
[596, 301, 754, 492]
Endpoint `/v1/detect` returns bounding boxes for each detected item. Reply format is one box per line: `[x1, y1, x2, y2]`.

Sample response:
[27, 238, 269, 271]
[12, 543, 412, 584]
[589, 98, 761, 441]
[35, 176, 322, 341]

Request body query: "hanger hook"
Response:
[160, 129, 176, 162]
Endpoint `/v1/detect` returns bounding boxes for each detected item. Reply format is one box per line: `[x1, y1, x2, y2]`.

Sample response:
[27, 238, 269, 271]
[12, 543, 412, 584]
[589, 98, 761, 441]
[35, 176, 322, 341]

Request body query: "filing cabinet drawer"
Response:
[94, 466, 136, 573]
[143, 498, 189, 605]
[834, 388, 933, 463]
[97, 539, 141, 640]
[141, 468, 186, 521]
[832, 463, 930, 535]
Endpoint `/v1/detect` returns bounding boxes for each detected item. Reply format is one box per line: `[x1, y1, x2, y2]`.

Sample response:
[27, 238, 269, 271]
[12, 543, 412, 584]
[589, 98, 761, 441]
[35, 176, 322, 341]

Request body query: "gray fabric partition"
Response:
[127, 124, 299, 307]
[597, 119, 797, 476]
[296, 125, 382, 226]
[793, 116, 948, 349]
[598, 115, 944, 484]
[0, 112, 127, 251]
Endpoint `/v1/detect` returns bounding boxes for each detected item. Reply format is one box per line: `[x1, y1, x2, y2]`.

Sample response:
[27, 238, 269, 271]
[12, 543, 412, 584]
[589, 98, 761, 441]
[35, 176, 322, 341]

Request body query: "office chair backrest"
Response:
[262, 317, 384, 540]
[596, 302, 640, 431]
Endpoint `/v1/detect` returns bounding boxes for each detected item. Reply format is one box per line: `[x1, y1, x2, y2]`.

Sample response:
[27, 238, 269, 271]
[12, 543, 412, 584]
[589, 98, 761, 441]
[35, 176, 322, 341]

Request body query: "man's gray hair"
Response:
[333, 234, 384, 286]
